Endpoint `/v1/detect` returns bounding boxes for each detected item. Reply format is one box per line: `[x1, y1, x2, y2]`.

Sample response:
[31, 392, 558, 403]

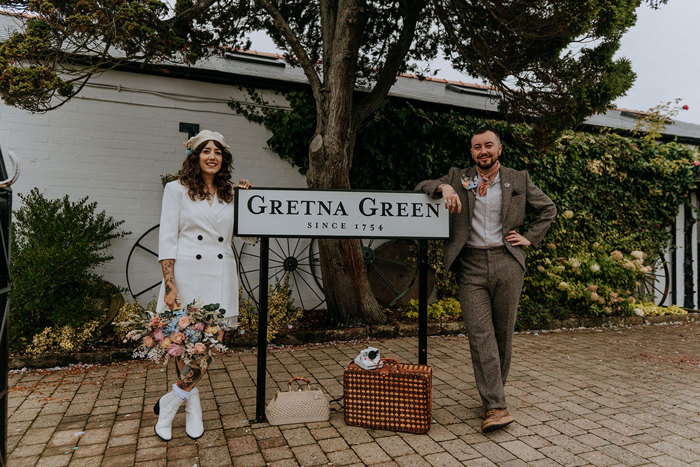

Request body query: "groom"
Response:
[416, 127, 556, 432]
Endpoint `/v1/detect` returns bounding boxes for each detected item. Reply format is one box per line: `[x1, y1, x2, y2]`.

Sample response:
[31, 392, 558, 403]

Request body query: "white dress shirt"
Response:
[466, 172, 505, 248]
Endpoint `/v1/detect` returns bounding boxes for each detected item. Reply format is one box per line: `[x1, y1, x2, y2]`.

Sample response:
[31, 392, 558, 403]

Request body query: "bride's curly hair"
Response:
[179, 139, 234, 203]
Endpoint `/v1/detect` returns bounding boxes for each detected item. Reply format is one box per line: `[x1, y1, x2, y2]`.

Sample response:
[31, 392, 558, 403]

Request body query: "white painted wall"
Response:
[0, 70, 307, 304]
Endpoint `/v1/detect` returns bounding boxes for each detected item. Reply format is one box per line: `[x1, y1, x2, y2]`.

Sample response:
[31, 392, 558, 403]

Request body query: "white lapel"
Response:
[191, 197, 225, 238]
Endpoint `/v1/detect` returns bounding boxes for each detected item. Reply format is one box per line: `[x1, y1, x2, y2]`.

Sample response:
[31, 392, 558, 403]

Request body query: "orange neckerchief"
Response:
[476, 161, 500, 197]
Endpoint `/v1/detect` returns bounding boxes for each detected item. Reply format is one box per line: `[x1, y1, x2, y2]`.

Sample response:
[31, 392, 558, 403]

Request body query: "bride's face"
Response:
[199, 141, 223, 176]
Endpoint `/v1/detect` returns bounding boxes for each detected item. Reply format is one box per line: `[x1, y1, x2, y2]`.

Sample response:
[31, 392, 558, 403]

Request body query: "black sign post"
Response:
[255, 237, 270, 422]
[234, 188, 448, 423]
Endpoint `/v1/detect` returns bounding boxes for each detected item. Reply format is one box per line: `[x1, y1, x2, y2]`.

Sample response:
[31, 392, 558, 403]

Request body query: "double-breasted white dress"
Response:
[156, 181, 247, 329]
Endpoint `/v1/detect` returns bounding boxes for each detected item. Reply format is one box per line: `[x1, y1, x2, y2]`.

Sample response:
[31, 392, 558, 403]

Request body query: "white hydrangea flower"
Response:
[589, 263, 600, 273]
[631, 251, 647, 260]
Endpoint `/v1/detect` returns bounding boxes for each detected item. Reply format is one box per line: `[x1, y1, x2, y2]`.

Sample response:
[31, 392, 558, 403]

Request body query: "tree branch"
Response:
[168, 0, 218, 23]
[255, 0, 323, 104]
[352, 0, 425, 129]
[320, 0, 337, 80]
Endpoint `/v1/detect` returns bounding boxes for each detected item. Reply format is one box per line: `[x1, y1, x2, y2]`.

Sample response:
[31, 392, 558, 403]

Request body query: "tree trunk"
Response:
[307, 127, 386, 325]
[303, 0, 386, 325]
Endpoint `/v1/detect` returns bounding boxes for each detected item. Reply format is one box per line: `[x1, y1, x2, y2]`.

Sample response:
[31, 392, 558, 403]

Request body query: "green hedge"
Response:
[233, 92, 699, 327]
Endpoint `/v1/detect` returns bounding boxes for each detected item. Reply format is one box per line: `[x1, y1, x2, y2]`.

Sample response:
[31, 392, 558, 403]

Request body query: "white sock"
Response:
[172, 383, 198, 400]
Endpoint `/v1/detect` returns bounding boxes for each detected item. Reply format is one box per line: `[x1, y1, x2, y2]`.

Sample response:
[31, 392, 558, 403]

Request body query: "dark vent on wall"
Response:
[179, 122, 199, 138]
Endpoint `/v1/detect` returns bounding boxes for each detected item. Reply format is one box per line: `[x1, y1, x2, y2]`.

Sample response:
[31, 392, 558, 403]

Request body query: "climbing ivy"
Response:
[232, 91, 699, 326]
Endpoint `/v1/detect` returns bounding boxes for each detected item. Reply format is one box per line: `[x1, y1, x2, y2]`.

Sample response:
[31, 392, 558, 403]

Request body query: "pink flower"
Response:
[153, 329, 164, 342]
[143, 336, 155, 347]
[194, 322, 205, 331]
[178, 316, 191, 329]
[694, 160, 699, 166]
[682, 104, 689, 110]
[171, 332, 185, 344]
[167, 343, 183, 357]
[193, 343, 207, 354]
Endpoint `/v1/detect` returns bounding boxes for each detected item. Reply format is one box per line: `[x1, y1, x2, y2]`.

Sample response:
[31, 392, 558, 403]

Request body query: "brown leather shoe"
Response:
[481, 409, 514, 432]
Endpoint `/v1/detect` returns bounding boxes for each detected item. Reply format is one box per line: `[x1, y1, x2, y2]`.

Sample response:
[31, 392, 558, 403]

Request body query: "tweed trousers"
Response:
[457, 246, 524, 410]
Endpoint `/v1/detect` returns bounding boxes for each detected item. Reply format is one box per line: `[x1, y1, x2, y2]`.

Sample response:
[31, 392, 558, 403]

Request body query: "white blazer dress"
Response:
[155, 181, 247, 329]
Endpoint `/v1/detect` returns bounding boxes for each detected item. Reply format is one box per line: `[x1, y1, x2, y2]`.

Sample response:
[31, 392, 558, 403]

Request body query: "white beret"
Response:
[184, 130, 231, 152]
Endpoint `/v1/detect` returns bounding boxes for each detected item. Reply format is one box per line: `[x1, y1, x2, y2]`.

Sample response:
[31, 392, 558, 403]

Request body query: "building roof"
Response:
[2, 11, 700, 144]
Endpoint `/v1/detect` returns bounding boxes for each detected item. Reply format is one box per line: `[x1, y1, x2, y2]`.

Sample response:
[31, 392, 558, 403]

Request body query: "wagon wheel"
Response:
[361, 239, 419, 307]
[639, 250, 671, 306]
[125, 224, 162, 302]
[237, 238, 420, 310]
[237, 238, 326, 311]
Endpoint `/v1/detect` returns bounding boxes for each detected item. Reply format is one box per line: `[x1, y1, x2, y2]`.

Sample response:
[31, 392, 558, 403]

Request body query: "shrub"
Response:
[237, 274, 303, 342]
[112, 300, 157, 340]
[10, 188, 129, 351]
[634, 301, 687, 317]
[26, 319, 102, 354]
[405, 297, 461, 320]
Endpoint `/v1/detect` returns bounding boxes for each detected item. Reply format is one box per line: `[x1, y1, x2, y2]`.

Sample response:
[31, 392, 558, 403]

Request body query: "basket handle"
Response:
[287, 376, 312, 391]
[379, 358, 400, 368]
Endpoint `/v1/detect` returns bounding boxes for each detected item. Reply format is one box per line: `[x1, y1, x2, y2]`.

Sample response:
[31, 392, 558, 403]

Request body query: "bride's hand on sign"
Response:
[238, 179, 252, 189]
[439, 184, 461, 214]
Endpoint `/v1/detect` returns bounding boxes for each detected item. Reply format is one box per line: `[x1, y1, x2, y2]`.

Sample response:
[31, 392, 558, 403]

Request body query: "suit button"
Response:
[197, 235, 203, 240]
[196, 254, 202, 260]
[218, 254, 223, 259]
[218, 237, 224, 242]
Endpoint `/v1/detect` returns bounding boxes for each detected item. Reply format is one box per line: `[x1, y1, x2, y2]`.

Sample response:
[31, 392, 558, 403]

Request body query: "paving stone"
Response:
[443, 438, 486, 459]
[261, 445, 294, 462]
[393, 453, 432, 466]
[7, 323, 700, 467]
[68, 456, 103, 466]
[398, 434, 443, 455]
[101, 453, 136, 467]
[577, 450, 619, 466]
[537, 445, 587, 466]
[291, 443, 329, 465]
[423, 451, 462, 466]
[318, 436, 349, 452]
[649, 440, 700, 463]
[281, 427, 315, 447]
[500, 439, 546, 461]
[375, 435, 415, 457]
[199, 445, 234, 466]
[227, 434, 259, 456]
[472, 441, 516, 463]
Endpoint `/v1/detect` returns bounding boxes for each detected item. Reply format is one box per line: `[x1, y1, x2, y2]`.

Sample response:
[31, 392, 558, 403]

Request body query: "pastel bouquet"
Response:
[126, 300, 228, 370]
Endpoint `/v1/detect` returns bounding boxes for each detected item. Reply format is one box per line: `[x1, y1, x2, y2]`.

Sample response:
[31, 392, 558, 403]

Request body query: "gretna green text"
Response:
[246, 195, 441, 218]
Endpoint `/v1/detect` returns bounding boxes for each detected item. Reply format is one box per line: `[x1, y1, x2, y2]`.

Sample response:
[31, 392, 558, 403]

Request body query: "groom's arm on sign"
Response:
[415, 167, 462, 214]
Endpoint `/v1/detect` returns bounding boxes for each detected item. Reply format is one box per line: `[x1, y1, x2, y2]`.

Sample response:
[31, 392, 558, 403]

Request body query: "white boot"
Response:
[185, 387, 204, 439]
[154, 384, 186, 441]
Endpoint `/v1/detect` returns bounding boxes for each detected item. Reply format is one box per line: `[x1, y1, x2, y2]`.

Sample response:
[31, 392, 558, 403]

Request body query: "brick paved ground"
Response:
[8, 322, 700, 466]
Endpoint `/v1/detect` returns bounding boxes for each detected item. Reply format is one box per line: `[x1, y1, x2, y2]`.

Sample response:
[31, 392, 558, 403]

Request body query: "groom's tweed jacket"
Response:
[416, 165, 556, 272]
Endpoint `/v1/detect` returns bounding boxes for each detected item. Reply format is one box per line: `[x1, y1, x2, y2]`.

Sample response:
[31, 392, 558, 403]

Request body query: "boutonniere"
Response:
[461, 174, 479, 194]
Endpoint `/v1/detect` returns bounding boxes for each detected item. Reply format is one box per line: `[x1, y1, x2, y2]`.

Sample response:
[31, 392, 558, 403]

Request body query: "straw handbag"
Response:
[265, 377, 330, 425]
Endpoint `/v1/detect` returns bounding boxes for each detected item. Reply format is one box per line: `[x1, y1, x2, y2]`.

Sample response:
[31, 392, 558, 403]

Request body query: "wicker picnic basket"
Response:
[343, 358, 432, 433]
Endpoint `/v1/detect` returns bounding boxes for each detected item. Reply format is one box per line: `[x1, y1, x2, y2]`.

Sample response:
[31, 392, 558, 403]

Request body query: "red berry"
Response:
[682, 104, 689, 110]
